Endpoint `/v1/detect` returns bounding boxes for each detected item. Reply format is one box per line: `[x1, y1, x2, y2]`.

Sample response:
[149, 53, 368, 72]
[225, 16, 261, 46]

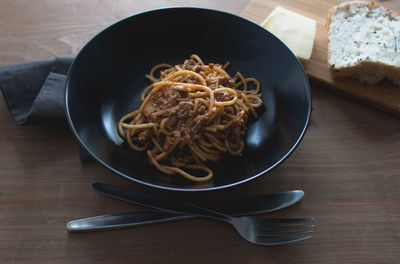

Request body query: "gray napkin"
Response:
[0, 57, 91, 161]
[0, 57, 72, 126]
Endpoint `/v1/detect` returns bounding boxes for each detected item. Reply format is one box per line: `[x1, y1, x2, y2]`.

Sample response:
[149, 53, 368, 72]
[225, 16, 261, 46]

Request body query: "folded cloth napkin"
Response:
[0, 57, 91, 161]
[0, 57, 73, 126]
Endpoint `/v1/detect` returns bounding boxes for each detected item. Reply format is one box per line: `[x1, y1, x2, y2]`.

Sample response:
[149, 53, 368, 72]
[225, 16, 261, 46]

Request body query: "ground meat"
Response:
[175, 101, 194, 120]
[137, 129, 152, 146]
[205, 76, 219, 89]
[192, 64, 201, 73]
[177, 115, 208, 148]
[215, 91, 233, 102]
[218, 76, 234, 87]
[164, 101, 209, 148]
[190, 115, 208, 135]
[182, 59, 195, 69]
[182, 59, 203, 73]
[226, 133, 241, 152]
[197, 105, 207, 115]
[165, 101, 195, 130]
[143, 87, 181, 117]
[217, 123, 243, 142]
[168, 150, 194, 166]
[204, 74, 235, 89]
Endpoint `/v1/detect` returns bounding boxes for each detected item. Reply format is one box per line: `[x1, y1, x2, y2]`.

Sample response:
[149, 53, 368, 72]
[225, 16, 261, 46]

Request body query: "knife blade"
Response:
[67, 182, 304, 232]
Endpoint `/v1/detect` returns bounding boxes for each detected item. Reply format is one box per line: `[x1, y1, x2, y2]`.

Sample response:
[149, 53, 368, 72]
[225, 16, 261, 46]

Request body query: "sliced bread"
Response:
[327, 1, 400, 86]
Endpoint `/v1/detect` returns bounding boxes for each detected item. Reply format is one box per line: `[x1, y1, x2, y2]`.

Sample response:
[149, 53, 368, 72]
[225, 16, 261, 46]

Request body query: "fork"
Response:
[92, 182, 314, 245]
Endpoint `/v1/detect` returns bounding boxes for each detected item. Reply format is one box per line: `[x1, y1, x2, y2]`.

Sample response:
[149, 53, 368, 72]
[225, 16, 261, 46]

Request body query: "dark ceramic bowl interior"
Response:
[65, 7, 312, 191]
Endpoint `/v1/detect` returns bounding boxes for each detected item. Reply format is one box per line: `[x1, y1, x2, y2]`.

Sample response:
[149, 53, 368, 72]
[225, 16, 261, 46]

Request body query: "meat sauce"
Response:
[139, 59, 247, 165]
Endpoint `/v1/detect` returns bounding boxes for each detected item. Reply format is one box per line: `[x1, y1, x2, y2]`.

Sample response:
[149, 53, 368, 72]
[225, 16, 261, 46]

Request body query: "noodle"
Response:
[118, 55, 263, 182]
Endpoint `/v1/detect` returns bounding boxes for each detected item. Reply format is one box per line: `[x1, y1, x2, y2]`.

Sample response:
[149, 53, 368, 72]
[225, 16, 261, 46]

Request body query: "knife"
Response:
[67, 182, 304, 232]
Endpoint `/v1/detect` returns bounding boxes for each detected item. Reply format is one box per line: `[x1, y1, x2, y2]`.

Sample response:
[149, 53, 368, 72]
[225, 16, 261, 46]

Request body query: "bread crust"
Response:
[326, 1, 399, 31]
[326, 1, 400, 86]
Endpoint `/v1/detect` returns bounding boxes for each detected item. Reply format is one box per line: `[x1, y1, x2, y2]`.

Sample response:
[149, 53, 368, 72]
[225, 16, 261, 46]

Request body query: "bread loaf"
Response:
[327, 1, 400, 86]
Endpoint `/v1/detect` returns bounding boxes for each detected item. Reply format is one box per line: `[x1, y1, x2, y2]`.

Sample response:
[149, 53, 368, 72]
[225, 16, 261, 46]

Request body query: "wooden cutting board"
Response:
[241, 0, 400, 117]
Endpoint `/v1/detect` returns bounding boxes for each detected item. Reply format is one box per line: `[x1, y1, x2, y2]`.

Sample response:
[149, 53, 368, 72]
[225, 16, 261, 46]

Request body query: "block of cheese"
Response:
[261, 6, 316, 62]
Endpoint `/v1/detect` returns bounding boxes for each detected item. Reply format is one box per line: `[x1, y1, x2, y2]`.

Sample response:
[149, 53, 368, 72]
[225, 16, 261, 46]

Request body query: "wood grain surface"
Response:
[242, 0, 400, 117]
[0, 0, 400, 263]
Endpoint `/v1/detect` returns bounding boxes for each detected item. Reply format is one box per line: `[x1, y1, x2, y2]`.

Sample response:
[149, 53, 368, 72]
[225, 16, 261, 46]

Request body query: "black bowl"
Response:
[65, 7, 312, 191]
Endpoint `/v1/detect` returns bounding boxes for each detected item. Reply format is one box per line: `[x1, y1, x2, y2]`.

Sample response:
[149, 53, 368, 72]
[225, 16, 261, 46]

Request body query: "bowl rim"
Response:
[65, 6, 312, 192]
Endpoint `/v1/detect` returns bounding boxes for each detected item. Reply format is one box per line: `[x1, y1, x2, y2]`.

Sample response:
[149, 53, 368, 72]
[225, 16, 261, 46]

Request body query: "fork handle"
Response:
[92, 183, 232, 222]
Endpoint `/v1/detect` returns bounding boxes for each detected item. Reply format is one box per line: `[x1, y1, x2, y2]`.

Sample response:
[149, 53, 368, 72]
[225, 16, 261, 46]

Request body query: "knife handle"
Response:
[67, 211, 191, 232]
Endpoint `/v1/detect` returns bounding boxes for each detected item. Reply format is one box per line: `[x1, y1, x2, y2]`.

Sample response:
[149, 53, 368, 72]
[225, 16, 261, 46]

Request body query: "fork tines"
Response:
[258, 218, 314, 245]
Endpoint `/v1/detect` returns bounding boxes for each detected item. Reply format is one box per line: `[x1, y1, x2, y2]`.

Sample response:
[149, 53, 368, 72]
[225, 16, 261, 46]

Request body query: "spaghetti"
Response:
[118, 55, 263, 182]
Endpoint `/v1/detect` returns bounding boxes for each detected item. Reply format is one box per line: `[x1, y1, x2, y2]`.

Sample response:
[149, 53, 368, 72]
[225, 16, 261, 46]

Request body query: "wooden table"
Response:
[1, 1, 399, 263]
